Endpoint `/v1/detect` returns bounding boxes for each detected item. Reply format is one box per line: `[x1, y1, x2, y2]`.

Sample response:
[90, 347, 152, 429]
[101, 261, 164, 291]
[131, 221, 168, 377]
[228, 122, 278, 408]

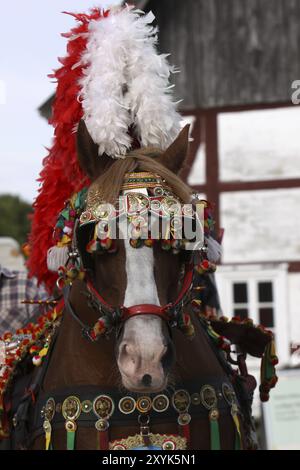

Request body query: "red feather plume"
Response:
[27, 9, 110, 292]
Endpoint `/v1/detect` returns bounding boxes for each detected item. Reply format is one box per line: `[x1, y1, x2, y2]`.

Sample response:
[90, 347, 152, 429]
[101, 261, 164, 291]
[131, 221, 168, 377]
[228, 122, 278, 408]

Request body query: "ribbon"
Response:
[43, 419, 52, 451]
[231, 406, 242, 450]
[65, 420, 77, 450]
[209, 408, 221, 450]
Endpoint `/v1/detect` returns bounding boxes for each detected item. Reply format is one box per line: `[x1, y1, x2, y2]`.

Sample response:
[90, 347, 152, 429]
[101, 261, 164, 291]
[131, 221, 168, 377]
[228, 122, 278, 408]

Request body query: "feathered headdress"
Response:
[28, 5, 182, 291]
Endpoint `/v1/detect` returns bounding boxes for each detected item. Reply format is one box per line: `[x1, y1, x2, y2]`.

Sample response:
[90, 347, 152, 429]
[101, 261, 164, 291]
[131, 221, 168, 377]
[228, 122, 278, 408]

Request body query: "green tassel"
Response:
[209, 409, 221, 450]
[65, 420, 77, 450]
[67, 429, 76, 451]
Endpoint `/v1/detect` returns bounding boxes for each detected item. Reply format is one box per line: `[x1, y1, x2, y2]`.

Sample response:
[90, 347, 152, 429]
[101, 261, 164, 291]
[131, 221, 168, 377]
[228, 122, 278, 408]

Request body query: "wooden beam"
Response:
[184, 101, 295, 115]
[192, 178, 300, 193]
[288, 262, 300, 273]
[204, 110, 220, 235]
[221, 261, 300, 273]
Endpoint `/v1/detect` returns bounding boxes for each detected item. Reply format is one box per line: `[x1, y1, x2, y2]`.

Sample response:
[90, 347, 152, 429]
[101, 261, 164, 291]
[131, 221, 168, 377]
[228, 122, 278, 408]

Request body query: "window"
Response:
[231, 280, 274, 329]
[258, 282, 274, 328]
[232, 282, 249, 320]
[215, 264, 289, 365]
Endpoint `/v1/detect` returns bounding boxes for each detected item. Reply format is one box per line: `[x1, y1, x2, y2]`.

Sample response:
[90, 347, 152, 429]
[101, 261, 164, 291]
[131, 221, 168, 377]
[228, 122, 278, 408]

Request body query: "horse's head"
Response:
[74, 120, 193, 393]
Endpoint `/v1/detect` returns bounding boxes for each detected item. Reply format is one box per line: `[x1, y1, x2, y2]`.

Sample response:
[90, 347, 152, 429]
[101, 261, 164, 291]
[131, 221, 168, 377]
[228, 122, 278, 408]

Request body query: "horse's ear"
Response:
[157, 124, 190, 174]
[77, 119, 113, 180]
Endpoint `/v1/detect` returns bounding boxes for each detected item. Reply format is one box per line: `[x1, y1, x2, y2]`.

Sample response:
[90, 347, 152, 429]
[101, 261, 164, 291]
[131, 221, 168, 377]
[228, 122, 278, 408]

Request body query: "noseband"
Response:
[63, 260, 196, 342]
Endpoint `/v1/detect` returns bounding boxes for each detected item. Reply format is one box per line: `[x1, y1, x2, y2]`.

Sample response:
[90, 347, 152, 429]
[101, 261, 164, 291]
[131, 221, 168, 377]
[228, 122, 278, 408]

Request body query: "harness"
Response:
[1, 174, 275, 450]
[63, 264, 195, 342]
[7, 313, 247, 451]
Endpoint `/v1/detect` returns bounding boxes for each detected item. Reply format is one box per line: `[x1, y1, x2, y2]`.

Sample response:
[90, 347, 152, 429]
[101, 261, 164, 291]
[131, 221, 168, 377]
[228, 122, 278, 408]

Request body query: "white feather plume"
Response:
[79, 6, 181, 157]
[79, 9, 133, 157]
[125, 10, 181, 149]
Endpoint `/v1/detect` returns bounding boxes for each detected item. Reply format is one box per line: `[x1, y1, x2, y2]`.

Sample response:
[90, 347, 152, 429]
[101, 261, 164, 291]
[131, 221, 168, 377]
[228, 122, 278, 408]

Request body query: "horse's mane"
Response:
[89, 148, 192, 205]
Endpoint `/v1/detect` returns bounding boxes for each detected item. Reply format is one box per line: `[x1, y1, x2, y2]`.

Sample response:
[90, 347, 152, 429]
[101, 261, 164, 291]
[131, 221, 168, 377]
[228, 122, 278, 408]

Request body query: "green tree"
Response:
[0, 195, 32, 245]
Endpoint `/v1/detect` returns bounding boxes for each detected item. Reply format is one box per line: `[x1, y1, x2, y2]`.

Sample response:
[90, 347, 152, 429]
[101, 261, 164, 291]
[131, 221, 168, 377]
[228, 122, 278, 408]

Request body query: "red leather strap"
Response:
[86, 263, 194, 323]
[98, 430, 109, 450]
[173, 266, 193, 304]
[179, 423, 191, 448]
[87, 281, 113, 309]
[121, 304, 171, 321]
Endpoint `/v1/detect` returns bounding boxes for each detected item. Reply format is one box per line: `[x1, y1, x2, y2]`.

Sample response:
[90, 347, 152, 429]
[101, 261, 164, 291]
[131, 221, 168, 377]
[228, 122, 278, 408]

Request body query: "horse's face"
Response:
[76, 120, 190, 393]
[93, 238, 182, 393]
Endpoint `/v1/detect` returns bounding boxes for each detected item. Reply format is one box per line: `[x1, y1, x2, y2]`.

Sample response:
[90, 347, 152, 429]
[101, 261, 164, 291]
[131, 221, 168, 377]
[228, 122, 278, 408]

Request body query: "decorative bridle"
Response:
[63, 262, 196, 342]
[50, 171, 217, 341]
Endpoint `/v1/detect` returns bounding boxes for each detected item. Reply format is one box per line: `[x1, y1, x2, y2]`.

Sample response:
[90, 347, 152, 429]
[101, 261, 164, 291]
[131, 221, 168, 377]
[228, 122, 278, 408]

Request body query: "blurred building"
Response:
[39, 0, 300, 434]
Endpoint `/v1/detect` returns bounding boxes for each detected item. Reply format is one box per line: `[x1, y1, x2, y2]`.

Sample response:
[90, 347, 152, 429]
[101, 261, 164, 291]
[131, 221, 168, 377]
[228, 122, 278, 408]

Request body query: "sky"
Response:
[0, 0, 121, 203]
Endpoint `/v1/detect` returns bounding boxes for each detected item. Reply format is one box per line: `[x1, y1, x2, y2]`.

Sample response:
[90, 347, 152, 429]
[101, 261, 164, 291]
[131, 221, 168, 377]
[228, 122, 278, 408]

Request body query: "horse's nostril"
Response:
[142, 374, 152, 386]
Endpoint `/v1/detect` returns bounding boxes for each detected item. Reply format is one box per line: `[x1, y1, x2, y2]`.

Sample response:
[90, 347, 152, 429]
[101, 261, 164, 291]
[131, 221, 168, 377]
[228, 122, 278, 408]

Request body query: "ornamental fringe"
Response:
[47, 246, 69, 272]
[206, 236, 222, 263]
[79, 6, 181, 157]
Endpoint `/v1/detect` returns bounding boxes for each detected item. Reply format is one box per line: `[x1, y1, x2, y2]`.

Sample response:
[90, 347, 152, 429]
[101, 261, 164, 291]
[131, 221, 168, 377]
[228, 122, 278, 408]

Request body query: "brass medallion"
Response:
[152, 394, 169, 413]
[200, 385, 217, 410]
[43, 419, 52, 433]
[153, 187, 164, 197]
[222, 383, 237, 407]
[161, 196, 181, 216]
[126, 193, 150, 215]
[65, 419, 77, 432]
[172, 389, 191, 413]
[80, 210, 92, 225]
[191, 392, 201, 406]
[177, 412, 191, 426]
[118, 396, 136, 415]
[81, 400, 93, 414]
[95, 418, 109, 432]
[62, 396, 81, 421]
[93, 395, 115, 420]
[136, 396, 152, 414]
[44, 397, 55, 422]
[209, 408, 219, 421]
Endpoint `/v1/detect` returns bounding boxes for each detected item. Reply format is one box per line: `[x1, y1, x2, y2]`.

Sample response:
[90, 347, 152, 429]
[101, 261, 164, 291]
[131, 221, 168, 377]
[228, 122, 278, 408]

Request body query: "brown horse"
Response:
[8, 122, 251, 451]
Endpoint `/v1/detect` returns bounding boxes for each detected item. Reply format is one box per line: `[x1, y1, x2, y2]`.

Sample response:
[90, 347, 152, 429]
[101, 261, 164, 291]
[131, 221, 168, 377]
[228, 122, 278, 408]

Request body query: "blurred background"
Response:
[0, 0, 300, 450]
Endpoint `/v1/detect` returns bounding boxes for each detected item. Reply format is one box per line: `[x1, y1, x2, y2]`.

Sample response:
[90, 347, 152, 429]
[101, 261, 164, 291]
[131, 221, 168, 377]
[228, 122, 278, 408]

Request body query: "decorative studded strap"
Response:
[29, 379, 236, 450]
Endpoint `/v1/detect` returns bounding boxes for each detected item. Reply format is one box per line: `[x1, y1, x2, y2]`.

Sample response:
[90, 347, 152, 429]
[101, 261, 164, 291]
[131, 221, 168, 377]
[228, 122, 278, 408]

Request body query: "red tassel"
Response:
[98, 430, 109, 450]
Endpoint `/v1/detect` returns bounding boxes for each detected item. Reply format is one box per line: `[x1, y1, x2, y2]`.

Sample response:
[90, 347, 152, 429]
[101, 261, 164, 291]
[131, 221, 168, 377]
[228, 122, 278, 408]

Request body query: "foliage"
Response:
[0, 195, 32, 245]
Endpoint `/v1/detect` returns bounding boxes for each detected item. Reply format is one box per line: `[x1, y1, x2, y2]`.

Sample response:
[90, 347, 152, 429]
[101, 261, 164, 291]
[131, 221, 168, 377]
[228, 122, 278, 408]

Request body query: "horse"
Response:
[0, 121, 263, 452]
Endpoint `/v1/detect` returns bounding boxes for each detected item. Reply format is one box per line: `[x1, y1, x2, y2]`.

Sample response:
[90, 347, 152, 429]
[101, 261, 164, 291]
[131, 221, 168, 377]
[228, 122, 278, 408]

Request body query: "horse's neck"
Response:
[43, 282, 118, 391]
[43, 284, 227, 392]
[171, 314, 228, 383]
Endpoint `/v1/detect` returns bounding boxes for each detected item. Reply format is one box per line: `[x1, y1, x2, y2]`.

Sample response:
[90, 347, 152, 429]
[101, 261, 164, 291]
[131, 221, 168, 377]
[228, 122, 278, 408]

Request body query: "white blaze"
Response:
[123, 240, 160, 307]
